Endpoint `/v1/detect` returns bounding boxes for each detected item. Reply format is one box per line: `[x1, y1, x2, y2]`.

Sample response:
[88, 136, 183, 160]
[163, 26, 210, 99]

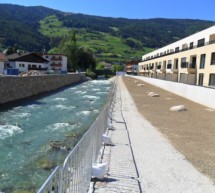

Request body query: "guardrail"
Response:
[37, 78, 116, 193]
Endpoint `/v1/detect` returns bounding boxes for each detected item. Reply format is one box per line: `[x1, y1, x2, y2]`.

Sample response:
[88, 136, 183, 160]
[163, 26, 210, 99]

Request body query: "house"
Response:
[6, 52, 49, 74]
[0, 53, 7, 74]
[139, 25, 215, 87]
[41, 54, 68, 73]
[126, 60, 139, 75]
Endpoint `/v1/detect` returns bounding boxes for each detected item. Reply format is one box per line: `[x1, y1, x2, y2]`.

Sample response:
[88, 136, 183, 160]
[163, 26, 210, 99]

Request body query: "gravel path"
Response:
[91, 76, 215, 193]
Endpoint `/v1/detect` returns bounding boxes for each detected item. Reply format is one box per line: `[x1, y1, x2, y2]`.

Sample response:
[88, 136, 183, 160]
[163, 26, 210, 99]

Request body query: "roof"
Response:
[7, 52, 49, 63]
[0, 53, 8, 62]
[38, 53, 67, 57]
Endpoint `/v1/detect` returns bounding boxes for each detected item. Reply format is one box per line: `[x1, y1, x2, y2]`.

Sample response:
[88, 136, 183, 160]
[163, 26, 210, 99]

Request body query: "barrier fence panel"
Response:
[37, 166, 62, 193]
[37, 78, 116, 193]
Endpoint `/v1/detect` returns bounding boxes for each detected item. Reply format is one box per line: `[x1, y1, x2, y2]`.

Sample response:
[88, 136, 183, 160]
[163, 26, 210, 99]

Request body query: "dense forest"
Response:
[0, 4, 214, 61]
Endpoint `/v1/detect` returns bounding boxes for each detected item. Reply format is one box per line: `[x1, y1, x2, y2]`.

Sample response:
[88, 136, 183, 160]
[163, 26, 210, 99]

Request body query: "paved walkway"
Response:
[90, 76, 215, 193]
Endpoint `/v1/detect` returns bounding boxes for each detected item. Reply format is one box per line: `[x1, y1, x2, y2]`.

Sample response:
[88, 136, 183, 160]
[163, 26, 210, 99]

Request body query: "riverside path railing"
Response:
[37, 78, 116, 193]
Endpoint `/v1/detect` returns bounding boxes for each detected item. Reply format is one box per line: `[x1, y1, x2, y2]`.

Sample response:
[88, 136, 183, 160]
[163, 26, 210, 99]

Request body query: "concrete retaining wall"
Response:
[134, 76, 215, 109]
[0, 74, 84, 104]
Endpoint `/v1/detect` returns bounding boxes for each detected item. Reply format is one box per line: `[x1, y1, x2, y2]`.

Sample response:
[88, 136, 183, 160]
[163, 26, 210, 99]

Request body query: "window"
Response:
[200, 54, 206, 69]
[181, 57, 187, 68]
[190, 42, 194, 49]
[198, 73, 204, 86]
[150, 63, 154, 70]
[209, 74, 215, 86]
[175, 47, 179, 52]
[211, 52, 215, 65]
[167, 60, 172, 69]
[175, 59, 178, 69]
[197, 38, 205, 47]
[167, 64, 172, 69]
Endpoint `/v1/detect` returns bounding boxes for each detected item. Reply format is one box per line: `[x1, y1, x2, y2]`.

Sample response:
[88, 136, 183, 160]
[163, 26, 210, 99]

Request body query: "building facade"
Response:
[42, 54, 68, 73]
[0, 53, 7, 74]
[6, 53, 49, 74]
[126, 61, 139, 75]
[139, 25, 215, 87]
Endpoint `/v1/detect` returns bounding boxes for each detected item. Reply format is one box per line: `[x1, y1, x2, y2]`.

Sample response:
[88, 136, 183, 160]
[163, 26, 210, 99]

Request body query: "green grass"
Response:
[39, 15, 69, 37]
[39, 15, 154, 63]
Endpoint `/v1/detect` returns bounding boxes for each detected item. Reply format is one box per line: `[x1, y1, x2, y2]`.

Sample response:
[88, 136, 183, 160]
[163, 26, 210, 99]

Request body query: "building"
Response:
[126, 61, 139, 75]
[42, 54, 68, 73]
[0, 53, 7, 74]
[6, 52, 49, 74]
[139, 25, 215, 87]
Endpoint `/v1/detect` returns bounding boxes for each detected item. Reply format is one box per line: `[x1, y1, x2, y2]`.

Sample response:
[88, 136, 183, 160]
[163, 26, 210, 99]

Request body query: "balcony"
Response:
[172, 69, 178, 73]
[161, 68, 166, 73]
[51, 63, 62, 67]
[156, 65, 161, 73]
[188, 63, 196, 73]
[149, 66, 154, 73]
[166, 64, 172, 73]
[126, 69, 132, 72]
[51, 57, 62, 61]
[142, 40, 215, 63]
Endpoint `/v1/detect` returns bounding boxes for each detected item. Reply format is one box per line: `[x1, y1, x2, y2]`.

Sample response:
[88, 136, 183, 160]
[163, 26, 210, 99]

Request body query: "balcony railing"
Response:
[189, 63, 196, 69]
[51, 63, 62, 67]
[51, 57, 62, 61]
[142, 40, 215, 62]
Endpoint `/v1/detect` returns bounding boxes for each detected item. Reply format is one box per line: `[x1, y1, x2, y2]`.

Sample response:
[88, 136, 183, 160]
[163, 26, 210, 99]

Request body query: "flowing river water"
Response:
[0, 80, 112, 193]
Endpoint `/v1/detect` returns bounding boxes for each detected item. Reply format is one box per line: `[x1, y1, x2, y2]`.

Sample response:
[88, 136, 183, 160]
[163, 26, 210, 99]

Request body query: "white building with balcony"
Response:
[42, 54, 68, 73]
[139, 25, 215, 87]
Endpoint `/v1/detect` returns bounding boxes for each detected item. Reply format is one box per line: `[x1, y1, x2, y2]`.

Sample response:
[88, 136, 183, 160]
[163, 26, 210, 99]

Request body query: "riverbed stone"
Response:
[36, 159, 55, 170]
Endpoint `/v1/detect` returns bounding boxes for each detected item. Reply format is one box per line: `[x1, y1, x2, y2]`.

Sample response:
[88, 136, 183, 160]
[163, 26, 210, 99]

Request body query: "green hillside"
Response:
[39, 15, 153, 62]
[0, 4, 214, 63]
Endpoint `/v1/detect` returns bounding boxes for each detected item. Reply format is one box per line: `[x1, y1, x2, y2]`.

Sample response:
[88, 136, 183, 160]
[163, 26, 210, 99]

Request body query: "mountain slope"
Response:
[0, 4, 59, 51]
[0, 4, 214, 61]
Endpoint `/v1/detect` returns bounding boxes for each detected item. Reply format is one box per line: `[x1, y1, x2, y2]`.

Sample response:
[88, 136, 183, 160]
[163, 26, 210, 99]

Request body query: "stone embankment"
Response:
[0, 73, 85, 104]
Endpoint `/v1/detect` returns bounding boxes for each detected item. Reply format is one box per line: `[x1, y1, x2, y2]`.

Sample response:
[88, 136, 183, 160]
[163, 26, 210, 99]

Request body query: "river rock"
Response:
[170, 105, 187, 112]
[49, 141, 70, 151]
[36, 159, 55, 170]
[148, 92, 160, 97]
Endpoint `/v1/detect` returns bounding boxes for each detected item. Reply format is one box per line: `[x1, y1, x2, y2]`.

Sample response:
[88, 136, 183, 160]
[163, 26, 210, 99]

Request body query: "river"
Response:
[0, 80, 112, 193]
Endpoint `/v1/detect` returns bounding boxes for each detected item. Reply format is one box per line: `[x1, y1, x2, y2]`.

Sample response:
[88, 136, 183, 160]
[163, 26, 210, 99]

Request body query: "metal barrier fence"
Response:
[37, 78, 116, 193]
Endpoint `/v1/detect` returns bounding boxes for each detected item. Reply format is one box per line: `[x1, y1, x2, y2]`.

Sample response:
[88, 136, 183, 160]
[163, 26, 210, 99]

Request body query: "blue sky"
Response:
[0, 0, 215, 21]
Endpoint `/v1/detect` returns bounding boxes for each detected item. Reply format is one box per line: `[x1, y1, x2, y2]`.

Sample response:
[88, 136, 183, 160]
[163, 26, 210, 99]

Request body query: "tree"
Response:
[62, 30, 78, 71]
[96, 62, 105, 70]
[60, 30, 96, 72]
[76, 46, 96, 71]
[111, 64, 123, 74]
